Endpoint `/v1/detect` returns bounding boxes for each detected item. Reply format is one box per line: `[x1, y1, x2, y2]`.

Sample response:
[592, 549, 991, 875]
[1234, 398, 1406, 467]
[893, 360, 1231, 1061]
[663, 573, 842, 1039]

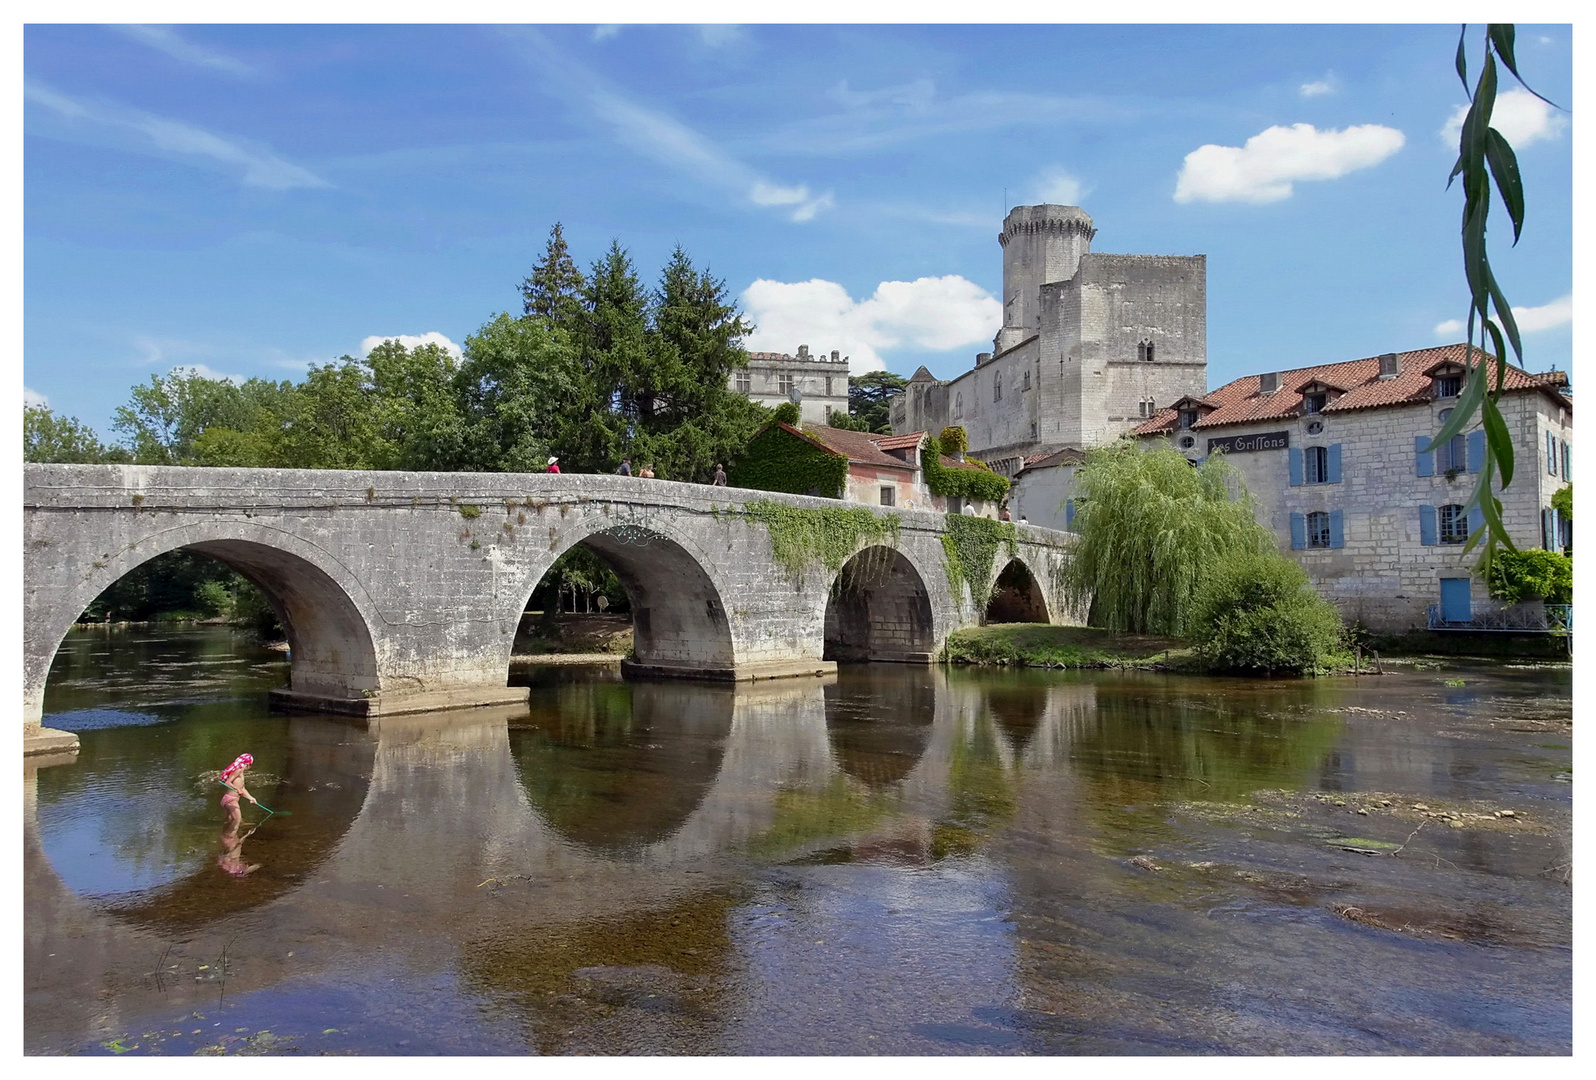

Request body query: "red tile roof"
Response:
[1133, 344, 1570, 436]
[1017, 446, 1086, 473]
[799, 424, 916, 471]
[746, 350, 791, 361]
[869, 431, 925, 451]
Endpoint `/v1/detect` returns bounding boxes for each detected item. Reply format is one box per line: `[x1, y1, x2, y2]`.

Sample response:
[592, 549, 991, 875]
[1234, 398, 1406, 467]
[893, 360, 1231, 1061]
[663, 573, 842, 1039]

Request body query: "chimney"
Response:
[797, 344, 810, 360]
[977, 352, 992, 365]
[1378, 352, 1399, 378]
[1259, 371, 1280, 394]
[831, 350, 840, 362]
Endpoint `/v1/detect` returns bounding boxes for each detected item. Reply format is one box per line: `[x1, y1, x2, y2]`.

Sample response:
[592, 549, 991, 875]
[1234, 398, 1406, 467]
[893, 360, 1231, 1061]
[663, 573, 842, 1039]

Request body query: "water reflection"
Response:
[25, 627, 1572, 1054]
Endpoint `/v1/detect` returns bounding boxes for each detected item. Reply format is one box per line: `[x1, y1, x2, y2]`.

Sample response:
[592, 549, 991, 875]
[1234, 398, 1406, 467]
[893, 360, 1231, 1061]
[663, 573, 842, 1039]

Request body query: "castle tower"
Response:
[995, 205, 1096, 352]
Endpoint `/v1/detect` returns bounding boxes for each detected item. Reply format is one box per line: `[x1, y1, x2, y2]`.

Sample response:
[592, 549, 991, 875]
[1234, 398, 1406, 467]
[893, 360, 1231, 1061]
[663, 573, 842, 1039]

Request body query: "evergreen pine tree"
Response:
[520, 223, 586, 329]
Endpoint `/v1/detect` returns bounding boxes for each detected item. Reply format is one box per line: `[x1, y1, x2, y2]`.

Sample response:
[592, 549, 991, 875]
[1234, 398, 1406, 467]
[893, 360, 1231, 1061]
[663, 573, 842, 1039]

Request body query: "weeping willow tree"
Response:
[1060, 441, 1272, 636]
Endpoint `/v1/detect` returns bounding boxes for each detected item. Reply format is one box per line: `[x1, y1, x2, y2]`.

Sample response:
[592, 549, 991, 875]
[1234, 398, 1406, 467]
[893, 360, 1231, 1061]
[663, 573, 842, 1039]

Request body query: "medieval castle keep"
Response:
[889, 204, 1207, 474]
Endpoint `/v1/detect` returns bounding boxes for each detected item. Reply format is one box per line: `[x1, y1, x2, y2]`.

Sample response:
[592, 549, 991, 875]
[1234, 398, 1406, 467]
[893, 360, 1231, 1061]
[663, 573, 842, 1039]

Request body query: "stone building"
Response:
[889, 204, 1207, 474]
[1120, 344, 1570, 632]
[731, 345, 852, 425]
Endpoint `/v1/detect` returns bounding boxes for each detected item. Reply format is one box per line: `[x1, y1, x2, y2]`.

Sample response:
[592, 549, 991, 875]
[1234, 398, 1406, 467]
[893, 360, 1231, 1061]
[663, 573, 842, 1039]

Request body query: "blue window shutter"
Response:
[1290, 512, 1306, 550]
[1548, 432, 1557, 475]
[1327, 443, 1342, 484]
[1288, 447, 1304, 487]
[1420, 505, 1438, 546]
[1329, 509, 1345, 548]
[1065, 499, 1075, 530]
[1467, 430, 1485, 473]
[1562, 440, 1571, 481]
[1468, 505, 1485, 538]
[1415, 436, 1434, 477]
[1543, 508, 1554, 550]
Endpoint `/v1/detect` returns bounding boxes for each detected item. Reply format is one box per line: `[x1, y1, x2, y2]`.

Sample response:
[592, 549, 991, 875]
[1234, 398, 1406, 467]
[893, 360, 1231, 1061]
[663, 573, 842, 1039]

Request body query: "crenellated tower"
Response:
[994, 205, 1097, 354]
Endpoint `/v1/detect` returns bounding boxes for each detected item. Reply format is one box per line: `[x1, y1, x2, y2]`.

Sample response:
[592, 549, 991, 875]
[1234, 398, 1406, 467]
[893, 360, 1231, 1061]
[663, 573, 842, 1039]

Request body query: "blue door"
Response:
[1440, 578, 1472, 624]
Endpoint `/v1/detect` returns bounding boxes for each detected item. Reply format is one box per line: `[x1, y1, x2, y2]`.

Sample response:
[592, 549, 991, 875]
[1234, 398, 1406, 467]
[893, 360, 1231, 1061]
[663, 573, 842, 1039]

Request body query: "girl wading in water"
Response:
[218, 752, 259, 828]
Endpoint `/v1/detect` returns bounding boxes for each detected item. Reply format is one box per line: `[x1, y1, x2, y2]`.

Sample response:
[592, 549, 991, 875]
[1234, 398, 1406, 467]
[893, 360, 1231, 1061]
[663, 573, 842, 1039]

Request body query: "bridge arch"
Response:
[26, 520, 382, 721]
[984, 556, 1051, 624]
[823, 546, 936, 663]
[507, 518, 736, 678]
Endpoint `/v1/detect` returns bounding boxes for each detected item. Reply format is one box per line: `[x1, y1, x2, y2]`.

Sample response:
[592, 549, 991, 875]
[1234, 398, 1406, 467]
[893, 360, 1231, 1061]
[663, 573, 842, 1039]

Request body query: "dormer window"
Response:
[1303, 393, 1326, 415]
[1435, 374, 1462, 398]
[1179, 409, 1199, 430]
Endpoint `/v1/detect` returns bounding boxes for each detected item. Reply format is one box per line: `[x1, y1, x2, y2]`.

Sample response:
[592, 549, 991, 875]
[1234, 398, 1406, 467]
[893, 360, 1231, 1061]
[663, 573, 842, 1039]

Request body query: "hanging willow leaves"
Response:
[1433, 24, 1565, 565]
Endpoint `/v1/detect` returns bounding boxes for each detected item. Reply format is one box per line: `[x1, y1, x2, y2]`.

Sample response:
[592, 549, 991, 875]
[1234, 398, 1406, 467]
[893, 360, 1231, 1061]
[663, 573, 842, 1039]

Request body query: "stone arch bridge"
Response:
[23, 464, 1074, 753]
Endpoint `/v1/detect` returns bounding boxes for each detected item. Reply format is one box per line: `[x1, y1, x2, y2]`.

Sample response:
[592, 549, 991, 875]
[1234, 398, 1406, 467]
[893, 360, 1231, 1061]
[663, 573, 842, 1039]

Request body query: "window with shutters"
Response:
[1304, 446, 1328, 484]
[735, 371, 751, 394]
[1562, 439, 1571, 480]
[1306, 511, 1331, 548]
[1439, 504, 1469, 544]
[1436, 433, 1467, 474]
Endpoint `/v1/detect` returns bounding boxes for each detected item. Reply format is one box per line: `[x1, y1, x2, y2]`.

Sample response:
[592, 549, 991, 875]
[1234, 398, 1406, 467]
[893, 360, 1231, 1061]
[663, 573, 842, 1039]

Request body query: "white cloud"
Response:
[359, 332, 462, 359]
[24, 387, 47, 408]
[1032, 166, 1088, 206]
[1174, 122, 1405, 204]
[507, 30, 829, 223]
[1433, 294, 1572, 339]
[741, 276, 1002, 372]
[697, 25, 745, 48]
[26, 82, 326, 190]
[829, 78, 936, 114]
[174, 363, 246, 384]
[592, 25, 622, 42]
[112, 25, 255, 78]
[1440, 87, 1567, 149]
[1299, 79, 1334, 98]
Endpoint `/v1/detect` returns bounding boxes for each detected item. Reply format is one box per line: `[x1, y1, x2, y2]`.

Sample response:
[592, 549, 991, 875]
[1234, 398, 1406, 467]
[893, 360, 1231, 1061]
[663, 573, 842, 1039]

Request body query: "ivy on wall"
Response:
[922, 436, 1010, 503]
[938, 426, 969, 455]
[941, 513, 1018, 611]
[742, 499, 901, 578]
[728, 424, 849, 499]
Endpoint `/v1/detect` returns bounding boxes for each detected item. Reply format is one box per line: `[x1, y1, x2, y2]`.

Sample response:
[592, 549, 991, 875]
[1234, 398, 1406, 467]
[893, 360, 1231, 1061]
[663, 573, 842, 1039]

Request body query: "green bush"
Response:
[1190, 552, 1342, 675]
[728, 423, 848, 497]
[1552, 483, 1572, 521]
[1486, 548, 1572, 604]
[771, 402, 801, 426]
[922, 436, 1009, 503]
[939, 425, 969, 455]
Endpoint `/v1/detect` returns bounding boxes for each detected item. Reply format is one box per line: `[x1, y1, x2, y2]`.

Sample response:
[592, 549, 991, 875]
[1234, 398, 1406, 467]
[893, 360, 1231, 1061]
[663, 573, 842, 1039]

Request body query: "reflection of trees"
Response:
[1067, 683, 1343, 846]
[933, 715, 1018, 859]
[510, 680, 733, 852]
[458, 889, 740, 1054]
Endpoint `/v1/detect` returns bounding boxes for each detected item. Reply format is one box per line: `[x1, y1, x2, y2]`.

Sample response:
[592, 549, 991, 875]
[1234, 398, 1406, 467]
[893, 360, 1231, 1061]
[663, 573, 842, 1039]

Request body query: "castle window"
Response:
[735, 371, 751, 394]
[994, 373, 1002, 402]
[1137, 341, 1155, 363]
[1303, 393, 1326, 415]
[825, 376, 833, 397]
[1023, 369, 1031, 390]
[1434, 374, 1462, 398]
[778, 373, 795, 396]
[1306, 511, 1331, 548]
[1031, 422, 1038, 439]
[1438, 504, 1469, 544]
[1436, 433, 1467, 473]
[954, 392, 963, 419]
[1304, 445, 1328, 484]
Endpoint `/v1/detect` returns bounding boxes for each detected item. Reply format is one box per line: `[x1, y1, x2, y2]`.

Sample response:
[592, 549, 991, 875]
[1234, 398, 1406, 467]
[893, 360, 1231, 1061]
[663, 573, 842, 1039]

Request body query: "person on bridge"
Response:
[639, 463, 655, 478]
[546, 456, 560, 474]
[617, 458, 632, 476]
[712, 463, 727, 486]
[218, 752, 258, 829]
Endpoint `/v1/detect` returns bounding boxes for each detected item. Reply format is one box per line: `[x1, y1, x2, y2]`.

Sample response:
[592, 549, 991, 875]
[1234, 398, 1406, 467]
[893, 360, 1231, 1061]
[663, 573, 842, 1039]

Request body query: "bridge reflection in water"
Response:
[24, 654, 1572, 1055]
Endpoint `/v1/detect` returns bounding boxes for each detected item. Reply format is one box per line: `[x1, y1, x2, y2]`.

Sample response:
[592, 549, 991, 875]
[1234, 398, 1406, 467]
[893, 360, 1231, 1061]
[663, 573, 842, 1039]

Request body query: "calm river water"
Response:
[26, 625, 1572, 1055]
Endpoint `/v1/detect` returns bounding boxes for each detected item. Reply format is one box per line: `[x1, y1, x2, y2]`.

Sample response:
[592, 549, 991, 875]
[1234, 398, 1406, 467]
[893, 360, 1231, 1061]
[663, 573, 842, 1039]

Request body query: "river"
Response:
[25, 625, 1572, 1055]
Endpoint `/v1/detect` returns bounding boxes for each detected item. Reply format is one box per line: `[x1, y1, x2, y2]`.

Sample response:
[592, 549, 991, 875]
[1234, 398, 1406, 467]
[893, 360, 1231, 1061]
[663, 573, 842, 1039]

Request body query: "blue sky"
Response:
[24, 22, 1573, 436]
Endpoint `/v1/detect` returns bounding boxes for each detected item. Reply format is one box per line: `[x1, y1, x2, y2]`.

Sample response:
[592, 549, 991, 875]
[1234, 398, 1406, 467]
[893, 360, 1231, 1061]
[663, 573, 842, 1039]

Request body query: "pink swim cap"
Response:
[220, 753, 254, 780]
